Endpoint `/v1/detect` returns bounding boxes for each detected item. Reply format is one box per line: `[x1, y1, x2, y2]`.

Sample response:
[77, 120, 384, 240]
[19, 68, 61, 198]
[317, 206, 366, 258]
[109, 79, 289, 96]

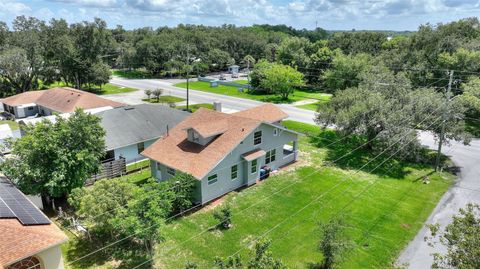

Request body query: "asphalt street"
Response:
[108, 76, 480, 269]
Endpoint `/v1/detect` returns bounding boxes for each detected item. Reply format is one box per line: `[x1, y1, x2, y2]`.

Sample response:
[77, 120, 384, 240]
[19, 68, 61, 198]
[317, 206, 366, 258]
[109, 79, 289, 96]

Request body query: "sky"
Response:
[0, 0, 479, 31]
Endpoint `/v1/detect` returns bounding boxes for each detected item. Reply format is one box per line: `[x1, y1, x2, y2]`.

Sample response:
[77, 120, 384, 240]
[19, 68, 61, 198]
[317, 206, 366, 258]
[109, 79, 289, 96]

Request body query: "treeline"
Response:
[1, 16, 480, 96]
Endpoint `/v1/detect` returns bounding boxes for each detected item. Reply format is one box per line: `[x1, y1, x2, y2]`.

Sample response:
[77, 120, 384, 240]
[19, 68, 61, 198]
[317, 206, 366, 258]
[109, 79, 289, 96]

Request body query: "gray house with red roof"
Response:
[142, 104, 299, 204]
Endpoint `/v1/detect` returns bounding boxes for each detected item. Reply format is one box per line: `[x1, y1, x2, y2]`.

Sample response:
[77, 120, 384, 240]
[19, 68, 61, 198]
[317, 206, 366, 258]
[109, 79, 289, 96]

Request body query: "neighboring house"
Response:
[142, 104, 299, 204]
[0, 176, 68, 269]
[0, 87, 123, 119]
[96, 104, 189, 164]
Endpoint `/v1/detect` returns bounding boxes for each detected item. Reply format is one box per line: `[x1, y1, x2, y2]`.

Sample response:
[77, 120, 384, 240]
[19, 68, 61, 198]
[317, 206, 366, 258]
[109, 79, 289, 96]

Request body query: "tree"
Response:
[316, 217, 350, 269]
[1, 109, 105, 201]
[166, 172, 197, 215]
[243, 55, 256, 70]
[113, 178, 174, 254]
[213, 205, 232, 229]
[459, 77, 480, 116]
[322, 53, 371, 92]
[214, 239, 285, 269]
[152, 88, 163, 102]
[0, 47, 36, 95]
[259, 63, 305, 100]
[425, 203, 480, 269]
[69, 178, 138, 236]
[144, 89, 152, 100]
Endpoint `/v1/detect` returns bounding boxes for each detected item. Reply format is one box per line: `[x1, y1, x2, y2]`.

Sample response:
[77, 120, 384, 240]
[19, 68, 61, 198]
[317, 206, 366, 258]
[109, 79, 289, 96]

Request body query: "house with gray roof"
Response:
[97, 104, 189, 164]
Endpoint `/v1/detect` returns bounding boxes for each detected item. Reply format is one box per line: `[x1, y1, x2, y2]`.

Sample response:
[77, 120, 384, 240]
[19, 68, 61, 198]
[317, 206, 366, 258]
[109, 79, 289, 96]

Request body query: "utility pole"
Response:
[186, 46, 190, 111]
[435, 70, 454, 172]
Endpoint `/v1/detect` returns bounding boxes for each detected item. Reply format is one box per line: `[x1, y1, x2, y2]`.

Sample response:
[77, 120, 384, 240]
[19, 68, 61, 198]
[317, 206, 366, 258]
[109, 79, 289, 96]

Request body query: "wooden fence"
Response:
[86, 157, 127, 185]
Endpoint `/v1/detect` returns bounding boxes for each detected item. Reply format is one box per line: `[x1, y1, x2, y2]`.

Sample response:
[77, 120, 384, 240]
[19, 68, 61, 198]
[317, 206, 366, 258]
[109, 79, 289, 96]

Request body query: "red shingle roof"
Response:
[0, 219, 68, 266]
[232, 103, 288, 123]
[142, 104, 290, 179]
[1, 87, 124, 113]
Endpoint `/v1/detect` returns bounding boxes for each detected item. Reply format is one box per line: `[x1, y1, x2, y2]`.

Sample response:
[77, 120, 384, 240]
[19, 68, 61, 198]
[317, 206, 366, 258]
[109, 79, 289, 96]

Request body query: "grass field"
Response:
[174, 81, 330, 104]
[176, 103, 214, 112]
[41, 81, 137, 95]
[96, 84, 137, 95]
[0, 120, 19, 130]
[143, 95, 185, 103]
[112, 69, 152, 79]
[62, 121, 453, 269]
[150, 121, 453, 268]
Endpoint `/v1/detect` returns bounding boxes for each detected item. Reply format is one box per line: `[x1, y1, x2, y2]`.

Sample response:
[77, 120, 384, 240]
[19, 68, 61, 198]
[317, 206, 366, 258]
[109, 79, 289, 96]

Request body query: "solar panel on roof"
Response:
[0, 176, 50, 225]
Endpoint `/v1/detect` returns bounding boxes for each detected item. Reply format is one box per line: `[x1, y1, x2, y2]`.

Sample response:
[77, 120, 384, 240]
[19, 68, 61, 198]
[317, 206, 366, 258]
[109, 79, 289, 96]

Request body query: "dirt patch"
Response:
[200, 195, 228, 213]
[401, 223, 411, 229]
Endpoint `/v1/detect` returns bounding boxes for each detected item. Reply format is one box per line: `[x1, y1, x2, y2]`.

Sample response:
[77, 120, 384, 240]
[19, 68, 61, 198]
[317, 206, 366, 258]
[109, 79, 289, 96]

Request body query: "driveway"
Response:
[397, 133, 480, 268]
[108, 77, 480, 268]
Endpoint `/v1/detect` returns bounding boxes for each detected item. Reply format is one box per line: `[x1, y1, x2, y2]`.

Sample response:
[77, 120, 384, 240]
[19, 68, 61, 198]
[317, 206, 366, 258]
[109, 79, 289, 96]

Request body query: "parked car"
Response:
[219, 74, 227, 80]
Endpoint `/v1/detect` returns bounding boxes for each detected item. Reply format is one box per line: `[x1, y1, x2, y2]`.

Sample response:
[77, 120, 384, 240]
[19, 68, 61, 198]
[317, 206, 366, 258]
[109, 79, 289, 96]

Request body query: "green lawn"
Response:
[174, 81, 330, 104]
[126, 159, 151, 173]
[41, 81, 137, 95]
[61, 121, 453, 269]
[234, 80, 249, 84]
[0, 120, 19, 130]
[112, 69, 152, 79]
[96, 84, 137, 95]
[177, 103, 214, 112]
[143, 95, 185, 103]
[151, 121, 453, 268]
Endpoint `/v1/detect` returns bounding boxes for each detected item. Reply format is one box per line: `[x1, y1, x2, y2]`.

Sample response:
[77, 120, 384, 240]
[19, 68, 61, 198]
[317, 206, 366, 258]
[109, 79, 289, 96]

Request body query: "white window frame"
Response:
[231, 165, 238, 180]
[265, 149, 276, 164]
[208, 174, 218, 185]
[253, 131, 262, 145]
[251, 159, 258, 174]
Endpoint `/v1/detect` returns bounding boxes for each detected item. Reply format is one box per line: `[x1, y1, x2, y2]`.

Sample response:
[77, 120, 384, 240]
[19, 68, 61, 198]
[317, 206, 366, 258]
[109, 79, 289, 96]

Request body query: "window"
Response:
[167, 167, 176, 176]
[27, 106, 34, 111]
[265, 149, 276, 164]
[231, 165, 238, 180]
[254, 131, 262, 145]
[273, 128, 278, 136]
[208, 174, 218, 185]
[157, 162, 162, 171]
[251, 159, 258, 173]
[137, 142, 145, 154]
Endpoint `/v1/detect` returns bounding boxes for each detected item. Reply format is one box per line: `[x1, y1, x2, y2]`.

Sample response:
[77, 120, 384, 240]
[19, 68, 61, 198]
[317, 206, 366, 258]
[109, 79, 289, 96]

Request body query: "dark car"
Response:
[0, 111, 15, 121]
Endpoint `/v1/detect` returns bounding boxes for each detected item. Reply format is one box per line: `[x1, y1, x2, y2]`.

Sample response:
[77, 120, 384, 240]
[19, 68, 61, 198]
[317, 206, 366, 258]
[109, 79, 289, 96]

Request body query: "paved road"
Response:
[398, 133, 480, 268]
[108, 77, 480, 268]
[108, 77, 317, 124]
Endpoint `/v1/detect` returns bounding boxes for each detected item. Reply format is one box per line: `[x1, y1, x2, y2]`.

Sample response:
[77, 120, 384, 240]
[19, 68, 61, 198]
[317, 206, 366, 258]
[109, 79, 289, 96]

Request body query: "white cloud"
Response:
[0, 0, 31, 16]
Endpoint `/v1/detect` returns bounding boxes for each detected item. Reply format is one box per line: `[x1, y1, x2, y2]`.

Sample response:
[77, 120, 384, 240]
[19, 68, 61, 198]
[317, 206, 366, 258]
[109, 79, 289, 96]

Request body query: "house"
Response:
[96, 104, 189, 164]
[0, 87, 123, 119]
[0, 176, 68, 269]
[142, 104, 299, 204]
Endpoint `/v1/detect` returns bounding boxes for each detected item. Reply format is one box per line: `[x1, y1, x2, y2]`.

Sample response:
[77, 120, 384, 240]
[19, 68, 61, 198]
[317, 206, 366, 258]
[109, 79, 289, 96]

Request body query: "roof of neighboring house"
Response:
[0, 91, 45, 106]
[232, 103, 289, 123]
[0, 177, 68, 267]
[142, 104, 294, 179]
[97, 104, 190, 150]
[1, 87, 123, 113]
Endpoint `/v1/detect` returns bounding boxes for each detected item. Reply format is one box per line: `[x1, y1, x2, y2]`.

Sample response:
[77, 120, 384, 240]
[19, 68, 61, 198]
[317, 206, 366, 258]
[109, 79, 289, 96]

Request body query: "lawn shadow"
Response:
[65, 234, 150, 269]
[307, 131, 438, 179]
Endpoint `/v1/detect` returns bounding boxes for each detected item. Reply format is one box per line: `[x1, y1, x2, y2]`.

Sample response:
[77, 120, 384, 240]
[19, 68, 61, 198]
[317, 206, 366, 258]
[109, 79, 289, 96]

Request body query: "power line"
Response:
[131, 102, 447, 268]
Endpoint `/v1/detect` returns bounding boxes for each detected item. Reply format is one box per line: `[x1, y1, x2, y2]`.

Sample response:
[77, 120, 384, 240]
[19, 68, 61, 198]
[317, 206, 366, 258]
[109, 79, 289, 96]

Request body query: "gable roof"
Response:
[232, 103, 288, 123]
[142, 108, 261, 179]
[141, 104, 295, 179]
[0, 177, 68, 267]
[97, 104, 190, 150]
[1, 87, 124, 113]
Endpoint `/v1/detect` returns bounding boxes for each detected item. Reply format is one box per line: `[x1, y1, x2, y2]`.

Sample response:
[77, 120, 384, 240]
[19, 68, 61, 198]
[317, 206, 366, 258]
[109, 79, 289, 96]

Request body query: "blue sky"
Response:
[1, 0, 479, 30]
